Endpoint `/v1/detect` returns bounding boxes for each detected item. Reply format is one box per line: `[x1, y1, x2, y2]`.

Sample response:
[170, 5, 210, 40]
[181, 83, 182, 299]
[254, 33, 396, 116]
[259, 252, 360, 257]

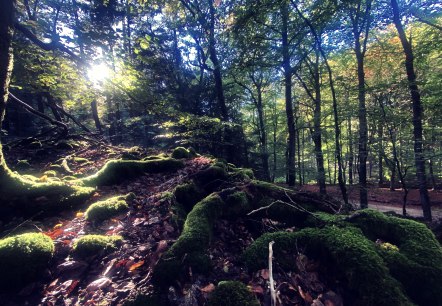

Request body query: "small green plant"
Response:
[85, 195, 130, 222]
[208, 281, 260, 306]
[72, 235, 122, 258]
[0, 233, 54, 288]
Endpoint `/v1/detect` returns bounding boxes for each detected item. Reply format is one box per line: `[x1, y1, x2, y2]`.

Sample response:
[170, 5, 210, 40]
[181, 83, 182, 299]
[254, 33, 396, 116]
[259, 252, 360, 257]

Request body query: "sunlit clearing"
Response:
[88, 63, 110, 85]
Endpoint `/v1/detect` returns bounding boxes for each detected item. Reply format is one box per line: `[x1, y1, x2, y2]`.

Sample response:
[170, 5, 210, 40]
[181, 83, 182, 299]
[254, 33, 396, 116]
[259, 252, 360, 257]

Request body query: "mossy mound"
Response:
[208, 281, 260, 306]
[72, 235, 122, 258]
[348, 209, 442, 304]
[80, 158, 184, 186]
[0, 233, 54, 289]
[243, 226, 413, 306]
[174, 182, 205, 211]
[85, 195, 130, 222]
[72, 157, 91, 165]
[172, 147, 192, 159]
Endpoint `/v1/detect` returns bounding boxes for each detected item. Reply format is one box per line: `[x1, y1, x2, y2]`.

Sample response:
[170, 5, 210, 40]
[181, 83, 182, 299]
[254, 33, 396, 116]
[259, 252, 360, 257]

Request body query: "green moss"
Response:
[194, 165, 228, 188]
[143, 153, 169, 161]
[243, 227, 412, 306]
[85, 195, 129, 222]
[0, 233, 54, 288]
[152, 194, 225, 286]
[73, 157, 90, 164]
[172, 147, 191, 159]
[49, 164, 62, 171]
[349, 209, 442, 305]
[224, 191, 251, 217]
[174, 182, 205, 211]
[43, 170, 57, 177]
[62, 175, 77, 181]
[231, 168, 254, 180]
[16, 160, 31, 170]
[208, 281, 259, 306]
[348, 209, 442, 269]
[79, 158, 184, 186]
[72, 235, 122, 258]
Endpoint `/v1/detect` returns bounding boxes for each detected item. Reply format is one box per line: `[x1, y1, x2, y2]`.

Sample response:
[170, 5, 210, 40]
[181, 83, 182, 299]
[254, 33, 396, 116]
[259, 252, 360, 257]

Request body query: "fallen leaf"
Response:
[76, 212, 84, 218]
[86, 277, 112, 291]
[128, 260, 145, 272]
[298, 286, 313, 303]
[53, 223, 63, 229]
[200, 283, 215, 293]
[250, 285, 264, 295]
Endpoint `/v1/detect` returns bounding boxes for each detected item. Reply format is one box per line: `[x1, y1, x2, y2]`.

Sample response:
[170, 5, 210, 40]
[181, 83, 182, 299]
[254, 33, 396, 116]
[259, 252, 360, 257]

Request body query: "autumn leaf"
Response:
[128, 260, 145, 271]
[76, 212, 84, 218]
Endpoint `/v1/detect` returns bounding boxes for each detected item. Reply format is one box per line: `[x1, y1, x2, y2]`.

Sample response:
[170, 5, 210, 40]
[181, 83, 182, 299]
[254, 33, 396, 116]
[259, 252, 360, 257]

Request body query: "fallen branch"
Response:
[9, 93, 68, 137]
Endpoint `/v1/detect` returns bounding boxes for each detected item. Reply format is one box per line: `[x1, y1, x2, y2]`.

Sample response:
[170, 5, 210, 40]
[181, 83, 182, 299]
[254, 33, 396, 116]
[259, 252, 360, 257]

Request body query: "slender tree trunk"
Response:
[348, 114, 354, 185]
[312, 46, 326, 194]
[208, 0, 228, 121]
[256, 86, 271, 181]
[391, 0, 431, 220]
[281, 2, 296, 186]
[0, 0, 15, 179]
[91, 100, 102, 133]
[378, 122, 384, 184]
[355, 35, 368, 209]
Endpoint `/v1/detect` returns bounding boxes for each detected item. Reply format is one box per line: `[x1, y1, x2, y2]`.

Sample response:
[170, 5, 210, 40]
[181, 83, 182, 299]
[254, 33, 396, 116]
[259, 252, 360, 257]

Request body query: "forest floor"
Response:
[299, 184, 442, 219]
[1, 140, 441, 305]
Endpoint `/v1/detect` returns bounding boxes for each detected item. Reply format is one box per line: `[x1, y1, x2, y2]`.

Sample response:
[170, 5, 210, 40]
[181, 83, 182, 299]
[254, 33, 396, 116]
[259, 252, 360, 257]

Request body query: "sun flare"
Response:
[87, 63, 110, 85]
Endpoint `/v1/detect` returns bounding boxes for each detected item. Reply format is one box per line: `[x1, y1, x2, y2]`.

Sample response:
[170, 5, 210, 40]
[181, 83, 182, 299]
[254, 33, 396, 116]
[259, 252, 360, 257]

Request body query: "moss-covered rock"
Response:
[79, 158, 184, 186]
[174, 182, 205, 211]
[194, 165, 228, 189]
[0, 233, 54, 288]
[85, 195, 130, 222]
[243, 226, 413, 306]
[171, 147, 191, 159]
[348, 209, 442, 305]
[208, 281, 260, 306]
[72, 235, 122, 258]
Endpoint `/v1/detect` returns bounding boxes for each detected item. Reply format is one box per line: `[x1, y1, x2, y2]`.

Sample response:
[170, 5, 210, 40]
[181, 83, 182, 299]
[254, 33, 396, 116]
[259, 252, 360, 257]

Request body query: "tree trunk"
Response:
[256, 86, 270, 181]
[0, 0, 14, 141]
[312, 46, 326, 194]
[281, 1, 296, 186]
[391, 0, 431, 220]
[348, 113, 354, 185]
[91, 100, 102, 133]
[208, 0, 228, 121]
[355, 32, 368, 209]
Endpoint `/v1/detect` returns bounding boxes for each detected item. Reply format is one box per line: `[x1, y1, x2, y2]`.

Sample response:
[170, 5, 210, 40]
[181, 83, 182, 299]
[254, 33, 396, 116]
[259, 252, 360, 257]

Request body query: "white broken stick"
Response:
[269, 240, 277, 306]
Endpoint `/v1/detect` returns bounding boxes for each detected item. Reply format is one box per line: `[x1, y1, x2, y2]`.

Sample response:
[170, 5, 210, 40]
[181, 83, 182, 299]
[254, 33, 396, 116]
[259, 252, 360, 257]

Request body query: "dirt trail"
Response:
[299, 184, 442, 220]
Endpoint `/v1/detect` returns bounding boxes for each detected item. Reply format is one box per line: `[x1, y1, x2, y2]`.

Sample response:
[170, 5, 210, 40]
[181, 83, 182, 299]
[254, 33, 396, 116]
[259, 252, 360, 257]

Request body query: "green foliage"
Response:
[0, 233, 54, 288]
[72, 235, 122, 258]
[85, 195, 129, 222]
[208, 281, 260, 306]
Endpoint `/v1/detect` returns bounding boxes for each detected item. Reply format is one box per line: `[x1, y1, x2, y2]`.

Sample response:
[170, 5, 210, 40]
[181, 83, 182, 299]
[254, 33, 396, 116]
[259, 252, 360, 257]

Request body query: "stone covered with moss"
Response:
[72, 235, 122, 258]
[80, 158, 184, 186]
[171, 147, 192, 159]
[243, 226, 413, 305]
[208, 281, 260, 306]
[174, 182, 205, 211]
[0, 232, 54, 288]
[85, 194, 130, 222]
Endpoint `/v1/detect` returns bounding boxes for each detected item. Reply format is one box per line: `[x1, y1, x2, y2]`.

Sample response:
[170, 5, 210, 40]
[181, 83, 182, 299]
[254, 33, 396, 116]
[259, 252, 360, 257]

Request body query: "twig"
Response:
[269, 241, 277, 306]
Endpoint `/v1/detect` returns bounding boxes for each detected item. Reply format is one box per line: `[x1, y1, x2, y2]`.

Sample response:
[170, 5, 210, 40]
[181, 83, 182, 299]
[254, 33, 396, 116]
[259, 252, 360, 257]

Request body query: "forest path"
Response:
[299, 184, 442, 220]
